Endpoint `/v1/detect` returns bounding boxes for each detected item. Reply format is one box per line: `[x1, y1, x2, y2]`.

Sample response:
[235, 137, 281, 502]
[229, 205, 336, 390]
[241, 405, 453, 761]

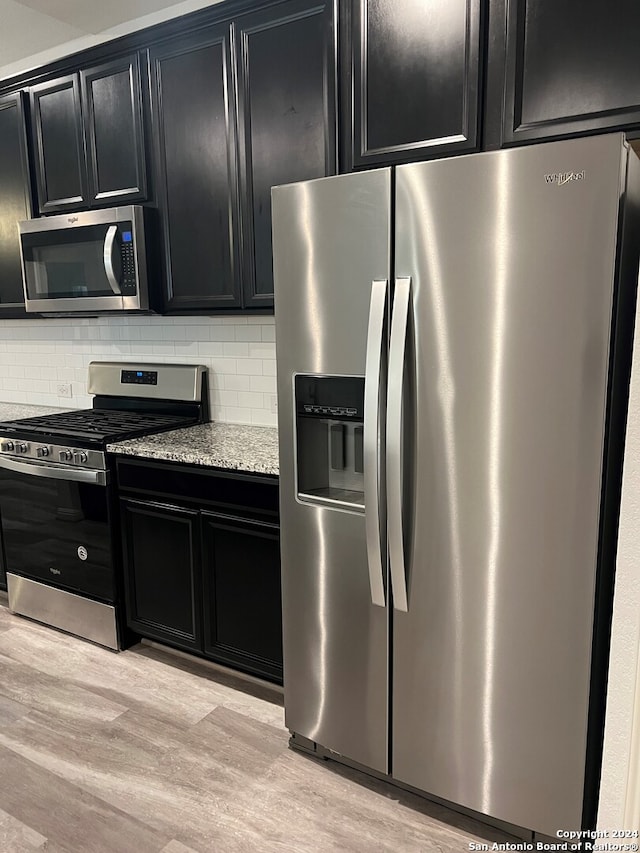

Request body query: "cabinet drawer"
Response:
[116, 458, 279, 519]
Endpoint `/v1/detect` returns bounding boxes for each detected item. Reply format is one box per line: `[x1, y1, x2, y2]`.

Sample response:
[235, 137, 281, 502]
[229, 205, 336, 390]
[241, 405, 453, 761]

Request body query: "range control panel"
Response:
[0, 438, 106, 470]
[121, 370, 158, 386]
[295, 374, 364, 421]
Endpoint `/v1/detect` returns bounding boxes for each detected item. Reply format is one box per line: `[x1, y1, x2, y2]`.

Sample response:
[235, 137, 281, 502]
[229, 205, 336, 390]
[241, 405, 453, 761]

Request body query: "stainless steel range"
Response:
[0, 361, 208, 649]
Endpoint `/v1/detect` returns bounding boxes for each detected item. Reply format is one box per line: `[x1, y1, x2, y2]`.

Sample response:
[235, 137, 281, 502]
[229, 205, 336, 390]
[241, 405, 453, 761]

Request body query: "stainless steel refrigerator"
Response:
[271, 133, 640, 837]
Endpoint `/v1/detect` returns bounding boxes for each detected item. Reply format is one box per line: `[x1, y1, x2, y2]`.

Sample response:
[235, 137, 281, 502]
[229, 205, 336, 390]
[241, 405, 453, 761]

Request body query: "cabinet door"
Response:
[350, 0, 481, 167]
[202, 513, 282, 683]
[499, 0, 640, 144]
[121, 500, 202, 652]
[0, 92, 32, 317]
[150, 25, 241, 312]
[30, 75, 88, 213]
[80, 54, 147, 206]
[236, 0, 337, 309]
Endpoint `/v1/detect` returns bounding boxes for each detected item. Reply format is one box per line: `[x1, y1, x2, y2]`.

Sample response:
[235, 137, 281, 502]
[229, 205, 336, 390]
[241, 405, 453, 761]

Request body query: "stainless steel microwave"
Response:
[18, 205, 150, 314]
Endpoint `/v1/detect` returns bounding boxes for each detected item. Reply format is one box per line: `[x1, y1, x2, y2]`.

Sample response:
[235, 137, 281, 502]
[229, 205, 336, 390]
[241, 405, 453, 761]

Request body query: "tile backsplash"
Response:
[0, 315, 277, 427]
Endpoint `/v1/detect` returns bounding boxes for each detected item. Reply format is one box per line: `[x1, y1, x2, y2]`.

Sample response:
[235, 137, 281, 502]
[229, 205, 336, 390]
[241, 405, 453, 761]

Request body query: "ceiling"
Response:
[0, 0, 224, 81]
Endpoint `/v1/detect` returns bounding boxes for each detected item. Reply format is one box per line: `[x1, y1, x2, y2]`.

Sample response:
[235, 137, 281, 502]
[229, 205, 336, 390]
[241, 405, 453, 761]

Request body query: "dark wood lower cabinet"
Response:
[117, 459, 282, 683]
[202, 513, 282, 682]
[121, 500, 203, 652]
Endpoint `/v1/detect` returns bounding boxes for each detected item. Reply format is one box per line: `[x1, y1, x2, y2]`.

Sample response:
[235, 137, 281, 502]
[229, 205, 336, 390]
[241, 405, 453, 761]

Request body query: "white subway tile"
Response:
[223, 342, 249, 358]
[224, 375, 251, 392]
[197, 342, 224, 357]
[215, 390, 239, 407]
[251, 410, 277, 427]
[237, 391, 264, 409]
[163, 325, 186, 341]
[235, 325, 262, 342]
[210, 325, 236, 342]
[211, 357, 237, 374]
[174, 341, 200, 357]
[236, 358, 262, 375]
[187, 325, 212, 342]
[140, 326, 159, 341]
[249, 342, 276, 359]
[250, 375, 276, 393]
[223, 407, 252, 424]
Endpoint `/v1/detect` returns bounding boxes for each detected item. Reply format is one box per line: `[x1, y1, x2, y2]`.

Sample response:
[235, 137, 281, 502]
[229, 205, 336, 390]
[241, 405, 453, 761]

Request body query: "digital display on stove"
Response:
[121, 370, 158, 385]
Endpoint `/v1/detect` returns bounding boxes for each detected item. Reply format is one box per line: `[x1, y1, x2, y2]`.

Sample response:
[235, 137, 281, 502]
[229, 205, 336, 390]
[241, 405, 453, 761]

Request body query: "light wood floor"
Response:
[0, 604, 516, 852]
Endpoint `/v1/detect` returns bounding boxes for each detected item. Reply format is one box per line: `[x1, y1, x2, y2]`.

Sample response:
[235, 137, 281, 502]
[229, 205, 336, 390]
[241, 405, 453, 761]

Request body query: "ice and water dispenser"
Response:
[294, 374, 365, 512]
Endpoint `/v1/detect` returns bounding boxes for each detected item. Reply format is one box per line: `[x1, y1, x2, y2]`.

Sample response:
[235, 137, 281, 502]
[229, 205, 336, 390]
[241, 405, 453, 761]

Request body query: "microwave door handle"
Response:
[103, 226, 122, 295]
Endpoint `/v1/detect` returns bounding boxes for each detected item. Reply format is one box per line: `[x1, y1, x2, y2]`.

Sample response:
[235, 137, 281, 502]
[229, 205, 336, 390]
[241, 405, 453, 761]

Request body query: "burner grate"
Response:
[0, 409, 195, 442]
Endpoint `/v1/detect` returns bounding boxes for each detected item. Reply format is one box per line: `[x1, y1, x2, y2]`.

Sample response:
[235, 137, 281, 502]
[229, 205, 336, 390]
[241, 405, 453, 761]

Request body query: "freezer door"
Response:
[391, 135, 627, 834]
[272, 170, 391, 773]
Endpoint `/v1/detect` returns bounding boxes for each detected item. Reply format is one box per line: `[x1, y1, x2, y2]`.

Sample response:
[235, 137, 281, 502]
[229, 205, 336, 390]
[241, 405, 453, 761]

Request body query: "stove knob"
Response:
[36, 446, 49, 458]
[16, 443, 28, 454]
[73, 451, 88, 465]
[0, 440, 14, 452]
[59, 450, 73, 462]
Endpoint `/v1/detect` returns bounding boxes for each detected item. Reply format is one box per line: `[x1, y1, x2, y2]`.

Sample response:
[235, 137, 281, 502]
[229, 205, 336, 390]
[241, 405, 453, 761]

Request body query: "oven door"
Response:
[0, 457, 114, 602]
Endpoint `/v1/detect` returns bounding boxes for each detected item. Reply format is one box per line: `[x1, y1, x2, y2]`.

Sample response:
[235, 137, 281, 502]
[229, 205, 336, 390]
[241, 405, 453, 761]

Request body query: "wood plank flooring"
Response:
[0, 605, 516, 852]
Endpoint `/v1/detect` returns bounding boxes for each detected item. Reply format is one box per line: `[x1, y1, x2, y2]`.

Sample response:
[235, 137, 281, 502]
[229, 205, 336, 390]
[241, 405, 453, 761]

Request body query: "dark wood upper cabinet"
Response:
[0, 92, 32, 316]
[150, 25, 241, 312]
[235, 0, 337, 308]
[29, 54, 147, 214]
[30, 74, 88, 212]
[80, 54, 147, 205]
[349, 0, 482, 168]
[499, 0, 640, 144]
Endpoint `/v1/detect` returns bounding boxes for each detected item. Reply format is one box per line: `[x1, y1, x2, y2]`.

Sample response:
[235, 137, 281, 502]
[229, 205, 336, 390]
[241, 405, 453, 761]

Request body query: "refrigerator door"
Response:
[391, 135, 627, 834]
[272, 170, 391, 773]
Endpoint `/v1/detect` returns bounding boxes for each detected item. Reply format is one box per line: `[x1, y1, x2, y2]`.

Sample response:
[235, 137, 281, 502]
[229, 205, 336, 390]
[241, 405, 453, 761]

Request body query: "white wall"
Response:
[0, 0, 226, 81]
[0, 314, 277, 427]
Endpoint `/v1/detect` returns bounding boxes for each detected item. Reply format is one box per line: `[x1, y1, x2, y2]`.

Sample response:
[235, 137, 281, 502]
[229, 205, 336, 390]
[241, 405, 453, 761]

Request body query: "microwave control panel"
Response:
[120, 227, 137, 295]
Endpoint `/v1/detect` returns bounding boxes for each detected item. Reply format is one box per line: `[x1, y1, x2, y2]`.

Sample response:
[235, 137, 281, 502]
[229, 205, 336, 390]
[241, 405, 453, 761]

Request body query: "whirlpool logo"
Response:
[544, 170, 586, 186]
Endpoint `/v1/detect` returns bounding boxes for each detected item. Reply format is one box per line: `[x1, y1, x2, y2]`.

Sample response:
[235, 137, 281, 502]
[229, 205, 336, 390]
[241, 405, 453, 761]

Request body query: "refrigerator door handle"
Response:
[387, 276, 410, 612]
[364, 278, 387, 607]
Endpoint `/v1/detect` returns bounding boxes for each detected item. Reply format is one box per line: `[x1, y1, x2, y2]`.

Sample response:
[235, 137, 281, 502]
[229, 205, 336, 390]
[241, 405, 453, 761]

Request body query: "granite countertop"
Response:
[107, 422, 279, 476]
[0, 402, 72, 422]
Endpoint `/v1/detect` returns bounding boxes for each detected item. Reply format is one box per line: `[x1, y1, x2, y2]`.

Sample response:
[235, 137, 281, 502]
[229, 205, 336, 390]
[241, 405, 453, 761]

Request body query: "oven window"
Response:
[0, 467, 114, 602]
[21, 224, 124, 301]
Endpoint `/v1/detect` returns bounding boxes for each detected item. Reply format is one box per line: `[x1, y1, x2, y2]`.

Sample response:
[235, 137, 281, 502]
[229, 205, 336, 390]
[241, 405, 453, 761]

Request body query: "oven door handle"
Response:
[0, 456, 107, 486]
